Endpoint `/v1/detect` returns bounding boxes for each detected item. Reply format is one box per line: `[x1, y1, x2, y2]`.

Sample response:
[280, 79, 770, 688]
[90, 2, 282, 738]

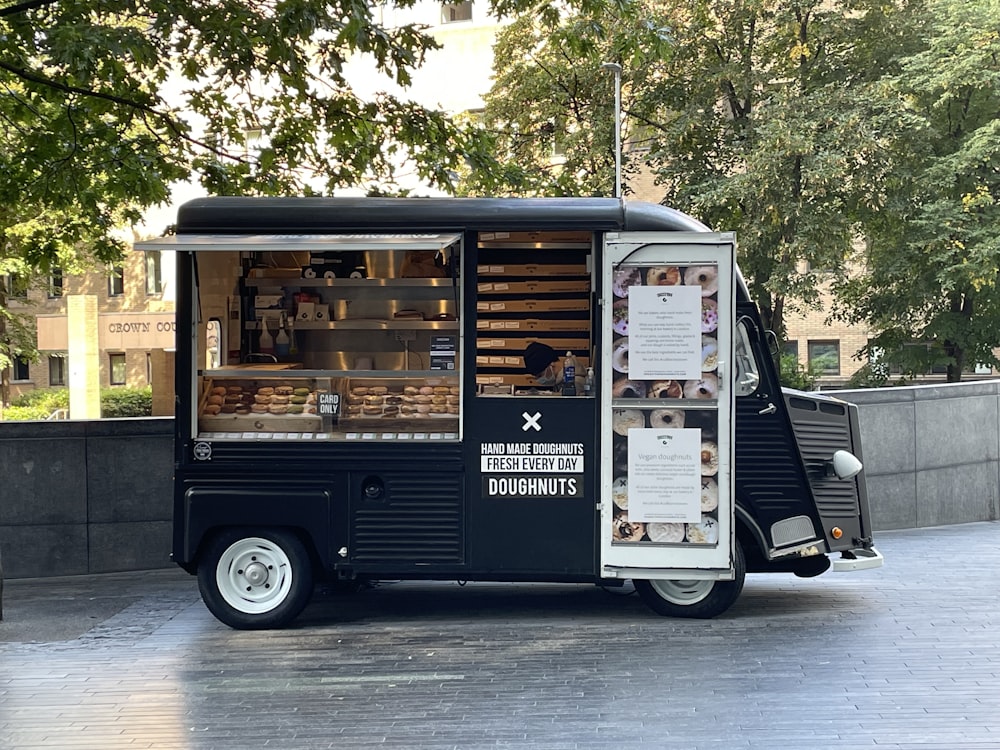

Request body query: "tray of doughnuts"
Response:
[199, 379, 323, 431]
[344, 379, 460, 421]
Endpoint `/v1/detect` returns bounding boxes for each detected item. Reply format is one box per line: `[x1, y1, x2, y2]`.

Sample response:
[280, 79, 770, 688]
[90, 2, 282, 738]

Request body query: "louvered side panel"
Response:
[351, 474, 464, 564]
[735, 401, 811, 516]
[786, 408, 861, 519]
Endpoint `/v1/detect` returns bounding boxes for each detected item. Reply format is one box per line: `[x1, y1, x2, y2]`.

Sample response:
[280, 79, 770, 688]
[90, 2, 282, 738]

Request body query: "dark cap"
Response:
[523, 342, 558, 375]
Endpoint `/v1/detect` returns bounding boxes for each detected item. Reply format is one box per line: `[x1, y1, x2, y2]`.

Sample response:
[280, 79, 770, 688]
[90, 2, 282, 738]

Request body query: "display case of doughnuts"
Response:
[198, 375, 332, 434]
[197, 372, 461, 440]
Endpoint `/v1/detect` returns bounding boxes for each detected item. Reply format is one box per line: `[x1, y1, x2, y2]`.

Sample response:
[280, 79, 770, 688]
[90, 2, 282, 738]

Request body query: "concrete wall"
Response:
[2, 381, 999, 578]
[0, 418, 173, 579]
[841, 381, 1000, 530]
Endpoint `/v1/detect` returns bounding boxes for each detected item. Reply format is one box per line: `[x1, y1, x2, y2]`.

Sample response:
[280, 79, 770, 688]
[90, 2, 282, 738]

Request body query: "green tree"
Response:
[639, 0, 924, 342]
[831, 0, 1000, 382]
[463, 0, 675, 197]
[0, 0, 502, 404]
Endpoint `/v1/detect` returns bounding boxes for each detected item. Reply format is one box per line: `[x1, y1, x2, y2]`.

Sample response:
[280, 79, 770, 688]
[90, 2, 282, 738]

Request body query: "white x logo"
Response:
[522, 411, 542, 432]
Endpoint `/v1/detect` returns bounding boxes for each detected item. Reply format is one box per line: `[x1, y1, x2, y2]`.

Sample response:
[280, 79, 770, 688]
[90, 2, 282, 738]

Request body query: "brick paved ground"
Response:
[0, 522, 998, 749]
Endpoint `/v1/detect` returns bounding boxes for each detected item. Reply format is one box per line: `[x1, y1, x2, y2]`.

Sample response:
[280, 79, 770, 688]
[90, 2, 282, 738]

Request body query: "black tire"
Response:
[198, 528, 314, 630]
[634, 540, 746, 619]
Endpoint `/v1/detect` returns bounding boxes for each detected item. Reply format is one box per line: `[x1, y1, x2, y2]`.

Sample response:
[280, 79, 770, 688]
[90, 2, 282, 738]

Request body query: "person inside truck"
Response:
[524, 341, 586, 392]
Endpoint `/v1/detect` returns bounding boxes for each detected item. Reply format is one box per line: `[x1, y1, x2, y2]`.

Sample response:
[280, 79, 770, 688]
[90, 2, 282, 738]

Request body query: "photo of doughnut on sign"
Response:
[609, 263, 720, 400]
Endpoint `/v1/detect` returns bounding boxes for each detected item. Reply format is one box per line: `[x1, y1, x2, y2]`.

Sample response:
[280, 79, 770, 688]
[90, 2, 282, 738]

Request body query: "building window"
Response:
[145, 251, 163, 295]
[808, 340, 841, 376]
[109, 352, 127, 385]
[441, 1, 472, 23]
[49, 355, 67, 386]
[3, 273, 29, 300]
[108, 265, 124, 297]
[49, 268, 63, 298]
[12, 357, 30, 381]
[782, 340, 799, 360]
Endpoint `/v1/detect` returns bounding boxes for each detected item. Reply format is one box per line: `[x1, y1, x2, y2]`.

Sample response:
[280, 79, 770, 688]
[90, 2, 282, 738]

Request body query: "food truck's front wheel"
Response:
[634, 541, 746, 619]
[198, 528, 314, 630]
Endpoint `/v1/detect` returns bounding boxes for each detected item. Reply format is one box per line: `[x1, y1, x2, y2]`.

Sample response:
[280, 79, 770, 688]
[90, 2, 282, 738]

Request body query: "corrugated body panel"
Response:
[735, 401, 810, 516]
[351, 473, 464, 564]
[786, 402, 861, 519]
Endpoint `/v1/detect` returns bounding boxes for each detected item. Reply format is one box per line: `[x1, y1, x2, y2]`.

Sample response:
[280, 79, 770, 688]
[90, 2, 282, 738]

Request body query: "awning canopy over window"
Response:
[133, 233, 463, 252]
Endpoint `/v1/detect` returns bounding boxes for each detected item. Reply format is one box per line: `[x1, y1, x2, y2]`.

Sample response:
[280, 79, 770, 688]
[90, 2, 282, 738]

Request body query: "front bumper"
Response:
[832, 547, 884, 572]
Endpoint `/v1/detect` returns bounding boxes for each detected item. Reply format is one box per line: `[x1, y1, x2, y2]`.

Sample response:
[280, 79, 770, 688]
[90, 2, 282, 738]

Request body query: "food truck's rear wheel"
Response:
[634, 541, 746, 619]
[198, 528, 314, 630]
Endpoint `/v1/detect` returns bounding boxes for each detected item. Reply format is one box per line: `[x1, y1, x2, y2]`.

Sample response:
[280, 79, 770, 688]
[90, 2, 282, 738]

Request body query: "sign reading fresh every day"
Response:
[480, 442, 585, 498]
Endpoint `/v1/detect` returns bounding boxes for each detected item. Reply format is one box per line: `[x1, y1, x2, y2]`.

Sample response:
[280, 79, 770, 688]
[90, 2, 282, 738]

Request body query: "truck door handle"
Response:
[758, 403, 777, 415]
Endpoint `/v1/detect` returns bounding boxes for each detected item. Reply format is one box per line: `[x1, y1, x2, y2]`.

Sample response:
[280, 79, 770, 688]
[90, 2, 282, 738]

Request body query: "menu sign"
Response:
[627, 428, 701, 523]
[628, 285, 701, 380]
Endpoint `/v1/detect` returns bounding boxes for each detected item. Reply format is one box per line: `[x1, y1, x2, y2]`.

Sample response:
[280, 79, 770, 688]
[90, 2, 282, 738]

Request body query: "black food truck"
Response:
[136, 196, 882, 630]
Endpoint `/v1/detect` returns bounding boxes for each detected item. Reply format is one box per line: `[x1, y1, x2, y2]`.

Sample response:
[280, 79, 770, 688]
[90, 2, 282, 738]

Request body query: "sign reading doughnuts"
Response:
[480, 442, 585, 498]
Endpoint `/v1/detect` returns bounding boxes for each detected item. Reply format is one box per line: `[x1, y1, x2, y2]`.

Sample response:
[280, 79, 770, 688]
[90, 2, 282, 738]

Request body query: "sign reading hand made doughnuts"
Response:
[628, 284, 702, 380]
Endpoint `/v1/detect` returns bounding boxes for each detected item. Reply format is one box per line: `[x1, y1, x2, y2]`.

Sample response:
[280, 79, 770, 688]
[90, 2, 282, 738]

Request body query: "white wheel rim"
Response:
[648, 578, 714, 606]
[216, 537, 294, 614]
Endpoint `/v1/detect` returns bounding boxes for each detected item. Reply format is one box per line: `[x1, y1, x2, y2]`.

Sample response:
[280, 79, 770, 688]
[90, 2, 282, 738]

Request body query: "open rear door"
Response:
[600, 232, 735, 581]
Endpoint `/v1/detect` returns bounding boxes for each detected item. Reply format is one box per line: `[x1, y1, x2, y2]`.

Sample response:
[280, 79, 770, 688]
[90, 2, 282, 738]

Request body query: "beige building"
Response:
[5, 245, 176, 405]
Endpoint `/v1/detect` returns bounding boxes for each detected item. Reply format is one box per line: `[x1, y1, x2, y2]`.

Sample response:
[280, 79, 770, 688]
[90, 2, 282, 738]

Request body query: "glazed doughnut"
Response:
[347, 404, 362, 415]
[646, 266, 681, 286]
[270, 394, 290, 405]
[612, 409, 645, 436]
[351, 386, 369, 396]
[268, 404, 288, 414]
[364, 395, 384, 406]
[446, 405, 459, 414]
[701, 441, 719, 475]
[702, 336, 719, 372]
[646, 522, 685, 543]
[612, 267, 642, 298]
[211, 386, 227, 396]
[274, 386, 294, 396]
[414, 394, 433, 404]
[235, 404, 251, 415]
[612, 514, 645, 542]
[224, 394, 243, 404]
[648, 380, 683, 399]
[612, 299, 629, 336]
[384, 395, 402, 405]
[382, 405, 399, 415]
[290, 395, 307, 405]
[208, 394, 224, 406]
[429, 405, 447, 414]
[404, 386, 419, 396]
[686, 515, 720, 544]
[431, 395, 447, 405]
[612, 377, 646, 399]
[254, 394, 272, 404]
[251, 403, 269, 413]
[433, 386, 450, 395]
[220, 404, 237, 414]
[416, 403, 432, 414]
[419, 386, 435, 395]
[684, 265, 718, 296]
[203, 404, 222, 415]
[650, 409, 685, 429]
[370, 386, 388, 395]
[701, 477, 719, 512]
[226, 386, 243, 395]
[612, 338, 629, 374]
[449, 386, 460, 396]
[257, 387, 274, 396]
[684, 373, 719, 400]
[612, 476, 628, 510]
[362, 405, 382, 415]
[445, 395, 459, 405]
[702, 298, 719, 333]
[293, 387, 310, 397]
[287, 404, 304, 414]
[400, 404, 418, 415]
